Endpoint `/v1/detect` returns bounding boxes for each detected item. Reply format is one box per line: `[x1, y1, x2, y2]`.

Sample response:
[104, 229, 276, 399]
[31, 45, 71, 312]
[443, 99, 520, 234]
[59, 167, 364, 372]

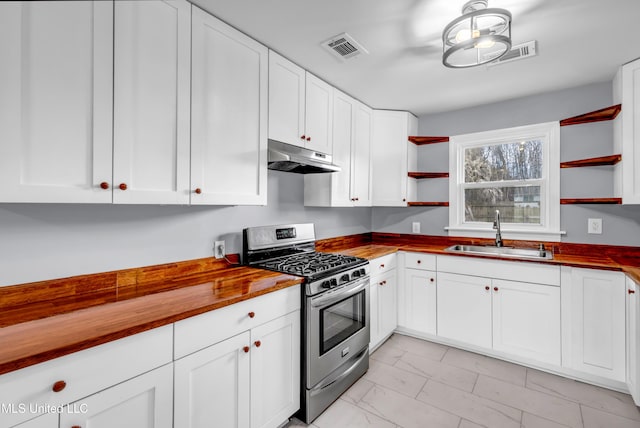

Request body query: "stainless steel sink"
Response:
[444, 244, 553, 260]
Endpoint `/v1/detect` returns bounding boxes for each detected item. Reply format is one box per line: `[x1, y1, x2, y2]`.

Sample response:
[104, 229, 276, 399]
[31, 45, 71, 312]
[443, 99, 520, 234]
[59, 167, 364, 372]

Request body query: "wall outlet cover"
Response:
[412, 222, 420, 234]
[588, 218, 602, 234]
[214, 240, 225, 258]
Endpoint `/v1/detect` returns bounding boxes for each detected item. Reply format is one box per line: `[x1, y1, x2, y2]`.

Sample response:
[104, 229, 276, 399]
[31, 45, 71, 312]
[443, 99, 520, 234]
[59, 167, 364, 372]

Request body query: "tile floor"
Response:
[285, 334, 640, 428]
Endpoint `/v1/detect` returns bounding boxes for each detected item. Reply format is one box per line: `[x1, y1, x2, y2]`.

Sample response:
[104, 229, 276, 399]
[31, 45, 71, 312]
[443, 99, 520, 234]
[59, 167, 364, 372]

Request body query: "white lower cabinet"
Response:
[627, 276, 640, 405]
[397, 252, 437, 336]
[561, 267, 626, 382]
[369, 254, 398, 350]
[173, 287, 301, 428]
[61, 363, 173, 428]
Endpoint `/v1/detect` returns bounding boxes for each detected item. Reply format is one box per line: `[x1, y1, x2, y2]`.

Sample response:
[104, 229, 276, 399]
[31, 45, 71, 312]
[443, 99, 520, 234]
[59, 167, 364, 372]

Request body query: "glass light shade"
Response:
[442, 3, 512, 68]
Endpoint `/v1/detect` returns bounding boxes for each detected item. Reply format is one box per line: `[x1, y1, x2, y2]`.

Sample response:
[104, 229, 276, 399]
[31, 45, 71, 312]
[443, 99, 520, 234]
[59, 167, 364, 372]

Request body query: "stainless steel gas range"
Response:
[243, 223, 370, 423]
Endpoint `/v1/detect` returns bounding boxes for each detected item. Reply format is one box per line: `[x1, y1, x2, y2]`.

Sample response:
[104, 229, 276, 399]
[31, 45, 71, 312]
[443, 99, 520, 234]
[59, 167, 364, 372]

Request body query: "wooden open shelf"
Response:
[408, 136, 450, 145]
[559, 104, 621, 127]
[560, 198, 622, 205]
[407, 201, 450, 207]
[560, 154, 622, 169]
[408, 172, 449, 179]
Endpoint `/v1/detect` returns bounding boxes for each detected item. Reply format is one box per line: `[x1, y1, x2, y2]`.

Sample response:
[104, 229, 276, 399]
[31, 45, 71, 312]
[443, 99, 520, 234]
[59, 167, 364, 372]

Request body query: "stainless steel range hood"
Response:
[268, 140, 340, 174]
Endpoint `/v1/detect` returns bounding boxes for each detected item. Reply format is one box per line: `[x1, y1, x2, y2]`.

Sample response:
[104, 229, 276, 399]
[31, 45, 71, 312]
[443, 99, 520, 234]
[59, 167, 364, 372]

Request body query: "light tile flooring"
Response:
[286, 334, 640, 428]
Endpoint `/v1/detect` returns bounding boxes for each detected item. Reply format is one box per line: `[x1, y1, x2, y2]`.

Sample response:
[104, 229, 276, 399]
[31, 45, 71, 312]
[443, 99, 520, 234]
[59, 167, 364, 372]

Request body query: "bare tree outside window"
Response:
[463, 140, 543, 224]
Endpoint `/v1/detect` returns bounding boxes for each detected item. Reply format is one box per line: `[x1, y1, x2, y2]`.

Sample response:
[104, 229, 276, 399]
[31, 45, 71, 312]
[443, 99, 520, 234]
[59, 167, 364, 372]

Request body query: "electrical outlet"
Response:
[412, 222, 421, 234]
[588, 218, 602, 235]
[214, 240, 226, 259]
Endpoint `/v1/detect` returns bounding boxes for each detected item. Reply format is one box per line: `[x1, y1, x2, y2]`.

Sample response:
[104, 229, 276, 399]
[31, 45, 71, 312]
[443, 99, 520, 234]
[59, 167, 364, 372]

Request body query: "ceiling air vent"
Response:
[322, 33, 368, 61]
[485, 40, 537, 67]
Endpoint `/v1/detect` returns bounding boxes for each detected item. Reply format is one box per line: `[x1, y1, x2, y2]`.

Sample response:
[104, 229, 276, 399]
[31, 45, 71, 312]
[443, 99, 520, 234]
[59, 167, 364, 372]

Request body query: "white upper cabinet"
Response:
[268, 51, 333, 154]
[0, 1, 113, 203]
[614, 57, 640, 204]
[371, 110, 417, 206]
[191, 6, 268, 205]
[304, 90, 371, 207]
[113, 0, 191, 204]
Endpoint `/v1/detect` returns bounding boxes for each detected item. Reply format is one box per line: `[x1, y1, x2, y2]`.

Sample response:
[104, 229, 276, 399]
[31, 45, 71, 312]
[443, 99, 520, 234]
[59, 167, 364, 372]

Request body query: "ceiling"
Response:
[191, 0, 640, 116]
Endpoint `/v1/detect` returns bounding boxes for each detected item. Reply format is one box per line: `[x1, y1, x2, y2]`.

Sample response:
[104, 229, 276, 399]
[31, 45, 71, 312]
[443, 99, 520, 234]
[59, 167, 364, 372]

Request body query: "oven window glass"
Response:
[320, 289, 366, 355]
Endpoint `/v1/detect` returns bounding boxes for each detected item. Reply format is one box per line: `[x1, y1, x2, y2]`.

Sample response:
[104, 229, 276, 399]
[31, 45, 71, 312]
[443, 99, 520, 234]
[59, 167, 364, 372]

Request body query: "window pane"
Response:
[465, 140, 543, 183]
[464, 186, 540, 224]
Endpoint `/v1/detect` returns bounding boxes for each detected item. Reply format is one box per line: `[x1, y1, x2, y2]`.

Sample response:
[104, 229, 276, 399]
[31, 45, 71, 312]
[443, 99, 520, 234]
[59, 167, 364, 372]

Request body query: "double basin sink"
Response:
[445, 244, 553, 260]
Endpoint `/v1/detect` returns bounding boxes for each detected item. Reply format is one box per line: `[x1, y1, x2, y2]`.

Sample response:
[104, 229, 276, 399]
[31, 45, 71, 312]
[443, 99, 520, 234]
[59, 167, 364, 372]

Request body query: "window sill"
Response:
[445, 226, 566, 242]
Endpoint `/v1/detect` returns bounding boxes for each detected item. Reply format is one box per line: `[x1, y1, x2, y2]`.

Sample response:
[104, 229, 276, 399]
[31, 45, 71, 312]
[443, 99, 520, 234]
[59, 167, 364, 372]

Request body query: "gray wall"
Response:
[0, 171, 371, 286]
[372, 81, 640, 245]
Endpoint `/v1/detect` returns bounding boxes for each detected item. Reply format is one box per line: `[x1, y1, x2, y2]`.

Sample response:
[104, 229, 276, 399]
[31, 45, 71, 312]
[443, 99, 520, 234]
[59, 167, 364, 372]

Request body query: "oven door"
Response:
[307, 276, 370, 387]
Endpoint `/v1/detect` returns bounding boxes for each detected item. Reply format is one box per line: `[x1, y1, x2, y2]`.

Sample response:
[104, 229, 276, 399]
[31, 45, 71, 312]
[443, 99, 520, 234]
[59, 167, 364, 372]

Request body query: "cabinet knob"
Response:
[306, 137, 311, 141]
[194, 188, 202, 194]
[248, 311, 255, 318]
[417, 260, 421, 264]
[380, 264, 385, 268]
[99, 182, 109, 190]
[355, 197, 359, 201]
[52, 380, 67, 392]
[430, 278, 434, 283]
[494, 286, 499, 292]
[630, 289, 636, 295]
[402, 198, 406, 202]
[118, 183, 127, 191]
[485, 286, 490, 291]
[379, 280, 387, 286]
[254, 340, 261, 348]
[243, 346, 250, 353]
[300, 135, 306, 140]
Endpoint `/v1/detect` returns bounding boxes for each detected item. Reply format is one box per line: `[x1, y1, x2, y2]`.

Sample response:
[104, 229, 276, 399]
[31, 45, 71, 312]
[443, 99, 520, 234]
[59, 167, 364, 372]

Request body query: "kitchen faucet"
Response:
[493, 210, 503, 247]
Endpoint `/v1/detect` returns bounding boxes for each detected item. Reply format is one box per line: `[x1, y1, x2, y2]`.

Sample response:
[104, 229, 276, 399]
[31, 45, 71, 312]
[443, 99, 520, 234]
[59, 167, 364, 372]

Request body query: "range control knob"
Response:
[330, 278, 338, 287]
[322, 280, 332, 289]
[340, 274, 350, 283]
[352, 270, 361, 279]
[359, 268, 366, 276]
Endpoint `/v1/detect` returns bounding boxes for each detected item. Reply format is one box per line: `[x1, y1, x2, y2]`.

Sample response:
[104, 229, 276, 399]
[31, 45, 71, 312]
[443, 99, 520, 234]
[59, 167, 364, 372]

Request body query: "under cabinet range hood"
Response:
[267, 140, 341, 174]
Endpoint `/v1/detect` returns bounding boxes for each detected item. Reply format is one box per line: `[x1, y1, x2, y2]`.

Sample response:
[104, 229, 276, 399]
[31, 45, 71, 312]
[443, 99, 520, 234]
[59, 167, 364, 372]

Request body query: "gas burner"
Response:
[261, 252, 363, 278]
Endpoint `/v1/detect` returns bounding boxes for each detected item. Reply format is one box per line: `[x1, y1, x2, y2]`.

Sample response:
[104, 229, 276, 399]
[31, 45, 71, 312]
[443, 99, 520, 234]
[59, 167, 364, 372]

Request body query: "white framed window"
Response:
[447, 121, 562, 241]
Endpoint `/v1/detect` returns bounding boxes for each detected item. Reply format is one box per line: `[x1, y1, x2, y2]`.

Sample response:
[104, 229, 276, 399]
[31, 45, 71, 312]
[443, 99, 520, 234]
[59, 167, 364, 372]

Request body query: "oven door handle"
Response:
[310, 278, 368, 308]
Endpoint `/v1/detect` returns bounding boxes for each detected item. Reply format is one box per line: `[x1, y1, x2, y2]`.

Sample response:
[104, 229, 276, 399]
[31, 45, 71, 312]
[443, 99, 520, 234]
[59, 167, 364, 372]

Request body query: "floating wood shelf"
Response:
[559, 104, 621, 127]
[408, 172, 450, 179]
[407, 201, 450, 207]
[560, 198, 622, 205]
[560, 154, 622, 169]
[408, 136, 450, 145]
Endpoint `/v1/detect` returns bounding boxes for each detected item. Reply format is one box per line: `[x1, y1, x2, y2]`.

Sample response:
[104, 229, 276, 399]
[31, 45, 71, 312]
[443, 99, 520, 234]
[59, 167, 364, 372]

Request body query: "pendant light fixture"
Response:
[442, 0, 512, 68]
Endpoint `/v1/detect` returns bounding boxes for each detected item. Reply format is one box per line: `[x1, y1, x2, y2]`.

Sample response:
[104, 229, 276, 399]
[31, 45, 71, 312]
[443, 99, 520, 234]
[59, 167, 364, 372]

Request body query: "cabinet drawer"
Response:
[174, 286, 301, 359]
[0, 325, 172, 428]
[370, 253, 397, 276]
[404, 252, 436, 271]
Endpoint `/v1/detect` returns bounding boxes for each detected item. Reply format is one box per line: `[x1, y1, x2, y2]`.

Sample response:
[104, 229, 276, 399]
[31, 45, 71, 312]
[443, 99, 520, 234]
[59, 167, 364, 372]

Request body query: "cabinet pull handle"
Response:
[254, 340, 261, 348]
[630, 289, 636, 294]
[118, 183, 127, 191]
[494, 287, 499, 292]
[52, 380, 67, 392]
[194, 188, 202, 194]
[99, 182, 109, 190]
[485, 286, 490, 291]
[243, 346, 250, 353]
[248, 311, 255, 318]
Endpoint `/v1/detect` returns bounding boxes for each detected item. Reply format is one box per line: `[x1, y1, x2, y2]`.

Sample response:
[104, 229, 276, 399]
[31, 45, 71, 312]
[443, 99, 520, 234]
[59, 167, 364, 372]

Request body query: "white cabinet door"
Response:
[437, 272, 492, 349]
[250, 311, 301, 428]
[174, 332, 251, 428]
[627, 276, 640, 405]
[304, 73, 333, 154]
[614, 57, 640, 204]
[0, 1, 113, 203]
[13, 413, 57, 428]
[403, 269, 437, 336]
[268, 51, 306, 148]
[371, 110, 417, 206]
[351, 102, 373, 206]
[561, 267, 626, 382]
[377, 270, 398, 343]
[61, 364, 173, 428]
[113, 0, 191, 204]
[191, 7, 268, 205]
[492, 279, 561, 365]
